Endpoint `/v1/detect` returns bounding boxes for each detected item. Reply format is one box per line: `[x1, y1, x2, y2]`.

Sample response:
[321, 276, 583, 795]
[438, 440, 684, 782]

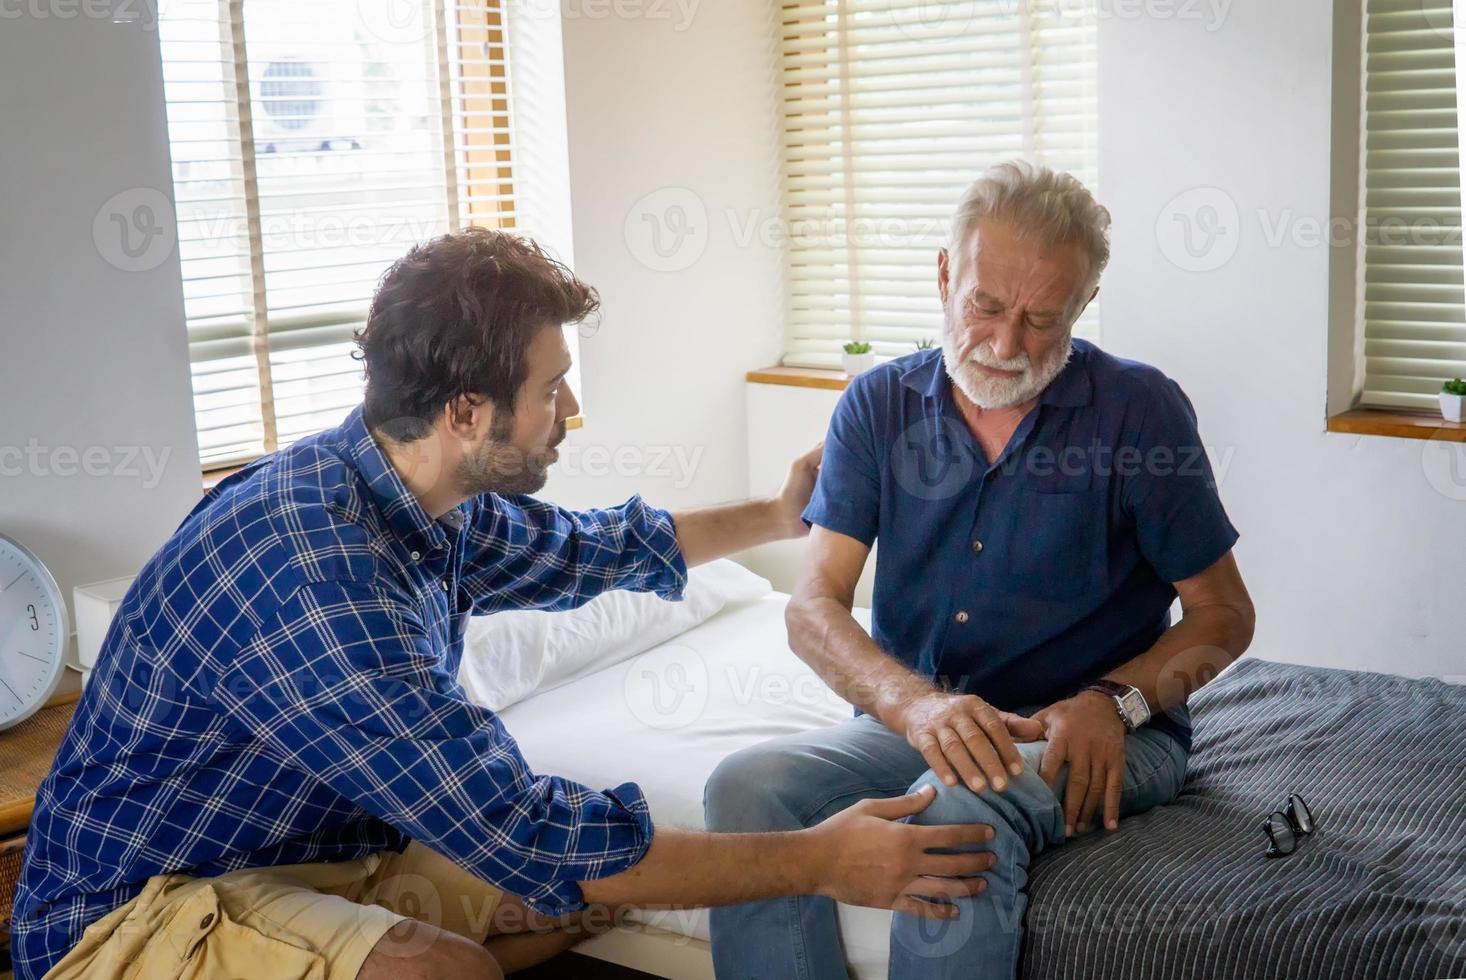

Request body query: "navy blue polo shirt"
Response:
[803, 339, 1238, 751]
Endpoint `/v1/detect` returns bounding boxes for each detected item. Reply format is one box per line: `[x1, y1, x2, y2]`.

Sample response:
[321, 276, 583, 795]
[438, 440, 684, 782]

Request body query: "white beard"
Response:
[942, 332, 1073, 409]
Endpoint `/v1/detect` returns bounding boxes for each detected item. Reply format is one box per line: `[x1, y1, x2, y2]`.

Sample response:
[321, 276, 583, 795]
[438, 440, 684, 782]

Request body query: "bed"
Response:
[483, 581, 1466, 980]
[496, 593, 891, 978]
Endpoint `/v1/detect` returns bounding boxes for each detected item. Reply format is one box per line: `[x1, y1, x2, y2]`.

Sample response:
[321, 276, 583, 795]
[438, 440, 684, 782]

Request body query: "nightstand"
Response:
[0, 694, 79, 962]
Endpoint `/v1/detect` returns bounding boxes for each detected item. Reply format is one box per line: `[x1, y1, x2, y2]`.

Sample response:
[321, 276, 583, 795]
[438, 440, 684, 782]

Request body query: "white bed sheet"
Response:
[496, 592, 895, 979]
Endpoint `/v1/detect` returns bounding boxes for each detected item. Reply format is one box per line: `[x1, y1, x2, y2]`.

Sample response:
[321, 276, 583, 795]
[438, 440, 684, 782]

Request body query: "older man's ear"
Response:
[1072, 284, 1100, 323]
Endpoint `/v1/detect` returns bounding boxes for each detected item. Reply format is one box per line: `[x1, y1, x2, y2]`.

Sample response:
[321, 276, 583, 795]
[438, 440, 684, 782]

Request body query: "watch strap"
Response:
[1083, 680, 1150, 731]
[1084, 679, 1131, 700]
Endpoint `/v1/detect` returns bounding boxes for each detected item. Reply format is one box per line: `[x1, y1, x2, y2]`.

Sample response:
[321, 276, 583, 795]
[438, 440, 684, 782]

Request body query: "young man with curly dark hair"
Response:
[12, 228, 992, 980]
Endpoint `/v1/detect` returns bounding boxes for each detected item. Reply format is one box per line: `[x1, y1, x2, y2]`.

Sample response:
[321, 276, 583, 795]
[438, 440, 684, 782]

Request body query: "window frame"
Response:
[1326, 0, 1466, 440]
[772, 0, 1100, 371]
[159, 0, 521, 478]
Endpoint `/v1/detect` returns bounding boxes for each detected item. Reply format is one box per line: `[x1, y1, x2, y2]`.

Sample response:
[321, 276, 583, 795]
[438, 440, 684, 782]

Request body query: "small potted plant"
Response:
[914, 337, 936, 352]
[1442, 377, 1466, 422]
[842, 341, 875, 376]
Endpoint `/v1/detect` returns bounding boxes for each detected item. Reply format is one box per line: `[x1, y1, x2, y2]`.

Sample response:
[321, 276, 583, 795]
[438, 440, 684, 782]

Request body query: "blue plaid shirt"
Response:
[11, 404, 687, 979]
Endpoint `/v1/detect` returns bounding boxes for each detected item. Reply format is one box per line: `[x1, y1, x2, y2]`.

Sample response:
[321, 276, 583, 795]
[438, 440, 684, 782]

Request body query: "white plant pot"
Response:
[842, 351, 876, 376]
[1441, 392, 1466, 423]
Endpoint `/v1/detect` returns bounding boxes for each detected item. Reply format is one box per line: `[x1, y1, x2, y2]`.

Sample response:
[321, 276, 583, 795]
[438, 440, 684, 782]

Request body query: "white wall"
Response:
[542, 0, 786, 512]
[0, 8, 202, 675]
[1094, 0, 1465, 680]
[742, 382, 877, 606]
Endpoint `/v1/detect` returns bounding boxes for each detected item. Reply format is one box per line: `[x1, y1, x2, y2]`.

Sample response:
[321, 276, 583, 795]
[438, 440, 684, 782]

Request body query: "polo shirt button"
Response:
[441, 579, 450, 592]
[971, 540, 983, 554]
[410, 550, 421, 561]
[954, 610, 970, 624]
[199, 913, 215, 930]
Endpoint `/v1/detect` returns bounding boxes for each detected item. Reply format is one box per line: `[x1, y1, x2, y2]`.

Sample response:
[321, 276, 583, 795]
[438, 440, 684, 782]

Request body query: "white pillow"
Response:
[457, 558, 772, 711]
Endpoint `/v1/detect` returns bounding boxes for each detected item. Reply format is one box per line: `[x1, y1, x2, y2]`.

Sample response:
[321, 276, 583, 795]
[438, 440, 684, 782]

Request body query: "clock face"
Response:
[0, 534, 68, 730]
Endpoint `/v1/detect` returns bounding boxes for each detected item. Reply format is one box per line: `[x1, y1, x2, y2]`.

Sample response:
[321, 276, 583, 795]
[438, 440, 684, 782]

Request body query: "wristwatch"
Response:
[1083, 679, 1151, 732]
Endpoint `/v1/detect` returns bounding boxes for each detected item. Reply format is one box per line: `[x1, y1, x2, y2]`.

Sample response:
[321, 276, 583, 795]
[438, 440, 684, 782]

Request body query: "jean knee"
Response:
[904, 770, 1003, 837]
[1017, 738, 1048, 776]
[704, 744, 809, 833]
[904, 768, 1063, 856]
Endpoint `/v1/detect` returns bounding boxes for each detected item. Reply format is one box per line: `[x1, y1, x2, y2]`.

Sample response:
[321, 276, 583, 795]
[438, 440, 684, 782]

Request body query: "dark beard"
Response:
[455, 411, 562, 497]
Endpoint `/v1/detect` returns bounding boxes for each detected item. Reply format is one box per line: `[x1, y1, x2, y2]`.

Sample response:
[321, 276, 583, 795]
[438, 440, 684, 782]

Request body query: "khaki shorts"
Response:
[42, 842, 505, 980]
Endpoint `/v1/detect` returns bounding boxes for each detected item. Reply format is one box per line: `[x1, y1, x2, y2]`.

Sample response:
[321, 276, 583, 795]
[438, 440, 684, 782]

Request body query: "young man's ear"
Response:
[444, 394, 489, 440]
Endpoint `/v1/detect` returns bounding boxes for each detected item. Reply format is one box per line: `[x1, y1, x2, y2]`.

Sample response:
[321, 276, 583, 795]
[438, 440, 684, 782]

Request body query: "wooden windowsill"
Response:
[202, 462, 250, 491]
[201, 416, 587, 491]
[746, 366, 852, 391]
[1327, 408, 1466, 442]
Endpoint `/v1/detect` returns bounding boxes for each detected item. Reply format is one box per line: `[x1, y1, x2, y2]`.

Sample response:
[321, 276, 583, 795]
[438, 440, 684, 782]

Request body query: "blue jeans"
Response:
[704, 713, 1189, 980]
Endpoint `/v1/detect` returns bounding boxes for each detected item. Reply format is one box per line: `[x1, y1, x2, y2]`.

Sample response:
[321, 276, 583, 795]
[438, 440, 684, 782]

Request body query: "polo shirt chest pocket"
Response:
[991, 451, 1108, 602]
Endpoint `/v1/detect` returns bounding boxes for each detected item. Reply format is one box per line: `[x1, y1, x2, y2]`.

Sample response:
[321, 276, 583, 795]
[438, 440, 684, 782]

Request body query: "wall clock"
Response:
[0, 532, 68, 731]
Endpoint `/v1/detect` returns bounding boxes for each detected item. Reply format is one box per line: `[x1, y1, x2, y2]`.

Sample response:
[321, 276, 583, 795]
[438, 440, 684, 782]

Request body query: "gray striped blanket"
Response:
[1021, 657, 1466, 980]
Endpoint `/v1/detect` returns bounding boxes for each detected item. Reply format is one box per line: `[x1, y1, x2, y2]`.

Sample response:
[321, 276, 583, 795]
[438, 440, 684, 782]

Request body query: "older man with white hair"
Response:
[704, 161, 1256, 978]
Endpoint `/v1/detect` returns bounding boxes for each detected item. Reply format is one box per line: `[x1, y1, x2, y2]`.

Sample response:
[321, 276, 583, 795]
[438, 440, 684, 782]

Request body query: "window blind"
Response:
[775, 0, 1099, 370]
[159, 0, 517, 468]
[1358, 0, 1466, 410]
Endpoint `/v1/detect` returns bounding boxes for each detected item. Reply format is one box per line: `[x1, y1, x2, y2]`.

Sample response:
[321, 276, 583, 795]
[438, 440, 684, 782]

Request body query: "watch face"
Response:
[1118, 688, 1150, 726]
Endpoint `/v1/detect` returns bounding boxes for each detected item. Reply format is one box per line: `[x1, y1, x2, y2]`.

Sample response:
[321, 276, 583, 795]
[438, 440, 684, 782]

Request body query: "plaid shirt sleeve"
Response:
[203, 577, 654, 916]
[459, 493, 689, 614]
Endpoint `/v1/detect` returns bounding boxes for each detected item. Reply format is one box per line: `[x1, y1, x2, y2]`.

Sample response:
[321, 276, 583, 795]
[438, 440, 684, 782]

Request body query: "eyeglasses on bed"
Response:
[1261, 792, 1314, 858]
